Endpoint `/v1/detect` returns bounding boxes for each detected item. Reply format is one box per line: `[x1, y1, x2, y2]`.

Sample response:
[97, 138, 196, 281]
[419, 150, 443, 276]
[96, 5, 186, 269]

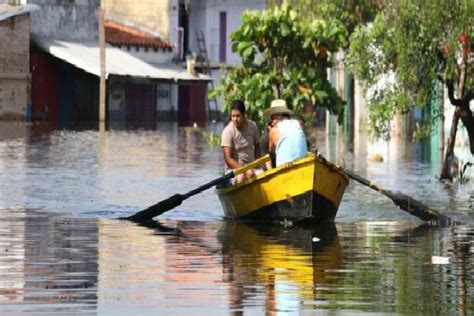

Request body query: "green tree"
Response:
[346, 1, 474, 180]
[210, 4, 347, 129]
[267, 0, 383, 41]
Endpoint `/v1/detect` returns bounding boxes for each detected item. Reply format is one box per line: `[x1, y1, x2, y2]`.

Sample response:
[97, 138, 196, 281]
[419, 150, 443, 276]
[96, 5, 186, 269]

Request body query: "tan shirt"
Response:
[221, 120, 260, 171]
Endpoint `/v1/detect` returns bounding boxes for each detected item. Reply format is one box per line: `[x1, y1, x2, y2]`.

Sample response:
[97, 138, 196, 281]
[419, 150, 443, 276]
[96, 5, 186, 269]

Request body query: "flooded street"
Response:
[0, 122, 473, 314]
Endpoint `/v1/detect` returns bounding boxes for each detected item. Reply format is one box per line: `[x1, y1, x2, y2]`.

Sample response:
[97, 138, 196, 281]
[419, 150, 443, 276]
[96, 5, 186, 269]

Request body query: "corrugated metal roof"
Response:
[32, 36, 211, 82]
[105, 20, 172, 50]
[0, 3, 40, 22]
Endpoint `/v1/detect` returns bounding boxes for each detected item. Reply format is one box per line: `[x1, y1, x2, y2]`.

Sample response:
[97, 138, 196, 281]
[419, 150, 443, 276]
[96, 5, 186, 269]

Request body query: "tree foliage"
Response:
[267, 0, 382, 40]
[346, 1, 474, 142]
[210, 4, 347, 129]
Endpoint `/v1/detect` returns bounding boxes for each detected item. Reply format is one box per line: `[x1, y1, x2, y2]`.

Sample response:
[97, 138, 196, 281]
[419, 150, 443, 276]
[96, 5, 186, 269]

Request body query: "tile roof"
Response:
[105, 20, 172, 50]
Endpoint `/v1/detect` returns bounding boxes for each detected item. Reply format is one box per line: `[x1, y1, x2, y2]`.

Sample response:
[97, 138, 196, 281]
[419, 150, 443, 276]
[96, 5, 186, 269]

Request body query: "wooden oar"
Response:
[123, 154, 271, 223]
[342, 168, 451, 223]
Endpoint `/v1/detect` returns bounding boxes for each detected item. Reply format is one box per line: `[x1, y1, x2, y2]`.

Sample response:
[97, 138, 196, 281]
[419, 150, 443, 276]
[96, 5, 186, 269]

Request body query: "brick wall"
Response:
[0, 15, 30, 119]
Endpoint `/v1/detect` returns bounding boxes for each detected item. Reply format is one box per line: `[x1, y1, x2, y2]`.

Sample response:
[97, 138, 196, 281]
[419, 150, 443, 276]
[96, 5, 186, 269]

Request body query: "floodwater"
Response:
[0, 121, 473, 315]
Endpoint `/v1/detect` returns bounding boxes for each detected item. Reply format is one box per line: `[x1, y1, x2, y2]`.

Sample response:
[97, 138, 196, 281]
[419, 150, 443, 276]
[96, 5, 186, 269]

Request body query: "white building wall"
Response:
[107, 77, 126, 121]
[156, 82, 173, 112]
[183, 0, 265, 114]
[117, 47, 174, 64]
[171, 83, 178, 113]
[188, 0, 265, 66]
[188, 1, 205, 54]
[168, 0, 181, 60]
[354, 79, 367, 133]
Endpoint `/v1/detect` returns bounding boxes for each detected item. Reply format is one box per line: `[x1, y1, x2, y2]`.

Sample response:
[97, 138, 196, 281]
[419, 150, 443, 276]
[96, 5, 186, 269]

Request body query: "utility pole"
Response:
[98, 6, 106, 123]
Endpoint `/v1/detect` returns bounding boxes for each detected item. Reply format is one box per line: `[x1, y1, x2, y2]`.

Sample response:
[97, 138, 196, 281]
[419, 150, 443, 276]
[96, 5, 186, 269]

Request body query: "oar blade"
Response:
[343, 166, 451, 223]
[124, 194, 184, 222]
[386, 190, 450, 223]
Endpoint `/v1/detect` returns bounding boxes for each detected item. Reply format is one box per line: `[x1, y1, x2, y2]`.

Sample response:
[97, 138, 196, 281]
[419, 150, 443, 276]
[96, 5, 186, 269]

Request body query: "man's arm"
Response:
[223, 146, 242, 169]
[268, 126, 279, 153]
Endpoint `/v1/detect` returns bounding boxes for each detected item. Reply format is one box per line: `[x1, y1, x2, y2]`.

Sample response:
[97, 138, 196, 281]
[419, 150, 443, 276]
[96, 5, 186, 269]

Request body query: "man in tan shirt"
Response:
[221, 100, 261, 184]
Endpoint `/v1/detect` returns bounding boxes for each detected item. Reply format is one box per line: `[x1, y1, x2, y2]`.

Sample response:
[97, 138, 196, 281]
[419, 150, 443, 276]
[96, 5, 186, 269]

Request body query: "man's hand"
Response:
[244, 169, 255, 180]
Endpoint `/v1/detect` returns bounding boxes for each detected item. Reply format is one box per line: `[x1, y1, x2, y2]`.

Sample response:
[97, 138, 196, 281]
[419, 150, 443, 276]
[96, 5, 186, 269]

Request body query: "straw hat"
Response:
[264, 99, 294, 119]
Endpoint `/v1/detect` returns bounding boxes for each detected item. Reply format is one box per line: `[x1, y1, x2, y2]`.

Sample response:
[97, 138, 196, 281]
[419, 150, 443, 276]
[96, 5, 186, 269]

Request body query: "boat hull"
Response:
[216, 154, 349, 223]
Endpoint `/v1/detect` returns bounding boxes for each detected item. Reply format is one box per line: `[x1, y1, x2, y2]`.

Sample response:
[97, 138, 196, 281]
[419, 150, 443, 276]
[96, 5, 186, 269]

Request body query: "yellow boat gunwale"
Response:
[216, 153, 348, 195]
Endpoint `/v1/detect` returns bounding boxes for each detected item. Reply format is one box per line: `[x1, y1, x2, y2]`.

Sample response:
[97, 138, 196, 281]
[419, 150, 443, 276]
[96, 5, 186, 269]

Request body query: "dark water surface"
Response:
[0, 122, 473, 315]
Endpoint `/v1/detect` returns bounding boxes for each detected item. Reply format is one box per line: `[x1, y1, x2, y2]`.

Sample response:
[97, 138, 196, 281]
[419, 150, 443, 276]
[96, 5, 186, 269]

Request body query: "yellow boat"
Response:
[216, 153, 349, 223]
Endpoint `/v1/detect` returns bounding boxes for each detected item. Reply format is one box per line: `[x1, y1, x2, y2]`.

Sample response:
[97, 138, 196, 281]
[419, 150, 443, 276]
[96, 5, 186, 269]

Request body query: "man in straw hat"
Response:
[221, 99, 261, 185]
[265, 99, 308, 168]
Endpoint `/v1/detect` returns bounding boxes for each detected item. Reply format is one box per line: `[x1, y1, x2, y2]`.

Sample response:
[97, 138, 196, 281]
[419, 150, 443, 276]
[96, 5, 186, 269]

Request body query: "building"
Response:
[185, 0, 267, 119]
[0, 0, 39, 119]
[27, 0, 211, 127]
[102, 0, 267, 121]
[1, 0, 268, 125]
[102, 19, 210, 127]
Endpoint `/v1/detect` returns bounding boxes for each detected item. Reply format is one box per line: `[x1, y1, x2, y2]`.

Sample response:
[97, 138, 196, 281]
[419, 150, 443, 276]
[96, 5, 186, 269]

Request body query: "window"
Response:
[219, 11, 227, 63]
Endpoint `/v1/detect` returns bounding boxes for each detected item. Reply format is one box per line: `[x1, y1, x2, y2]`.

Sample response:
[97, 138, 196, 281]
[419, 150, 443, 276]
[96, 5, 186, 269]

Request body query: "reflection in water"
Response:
[0, 209, 98, 313]
[0, 212, 472, 314]
[93, 219, 344, 314]
[96, 219, 474, 314]
[217, 222, 341, 313]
